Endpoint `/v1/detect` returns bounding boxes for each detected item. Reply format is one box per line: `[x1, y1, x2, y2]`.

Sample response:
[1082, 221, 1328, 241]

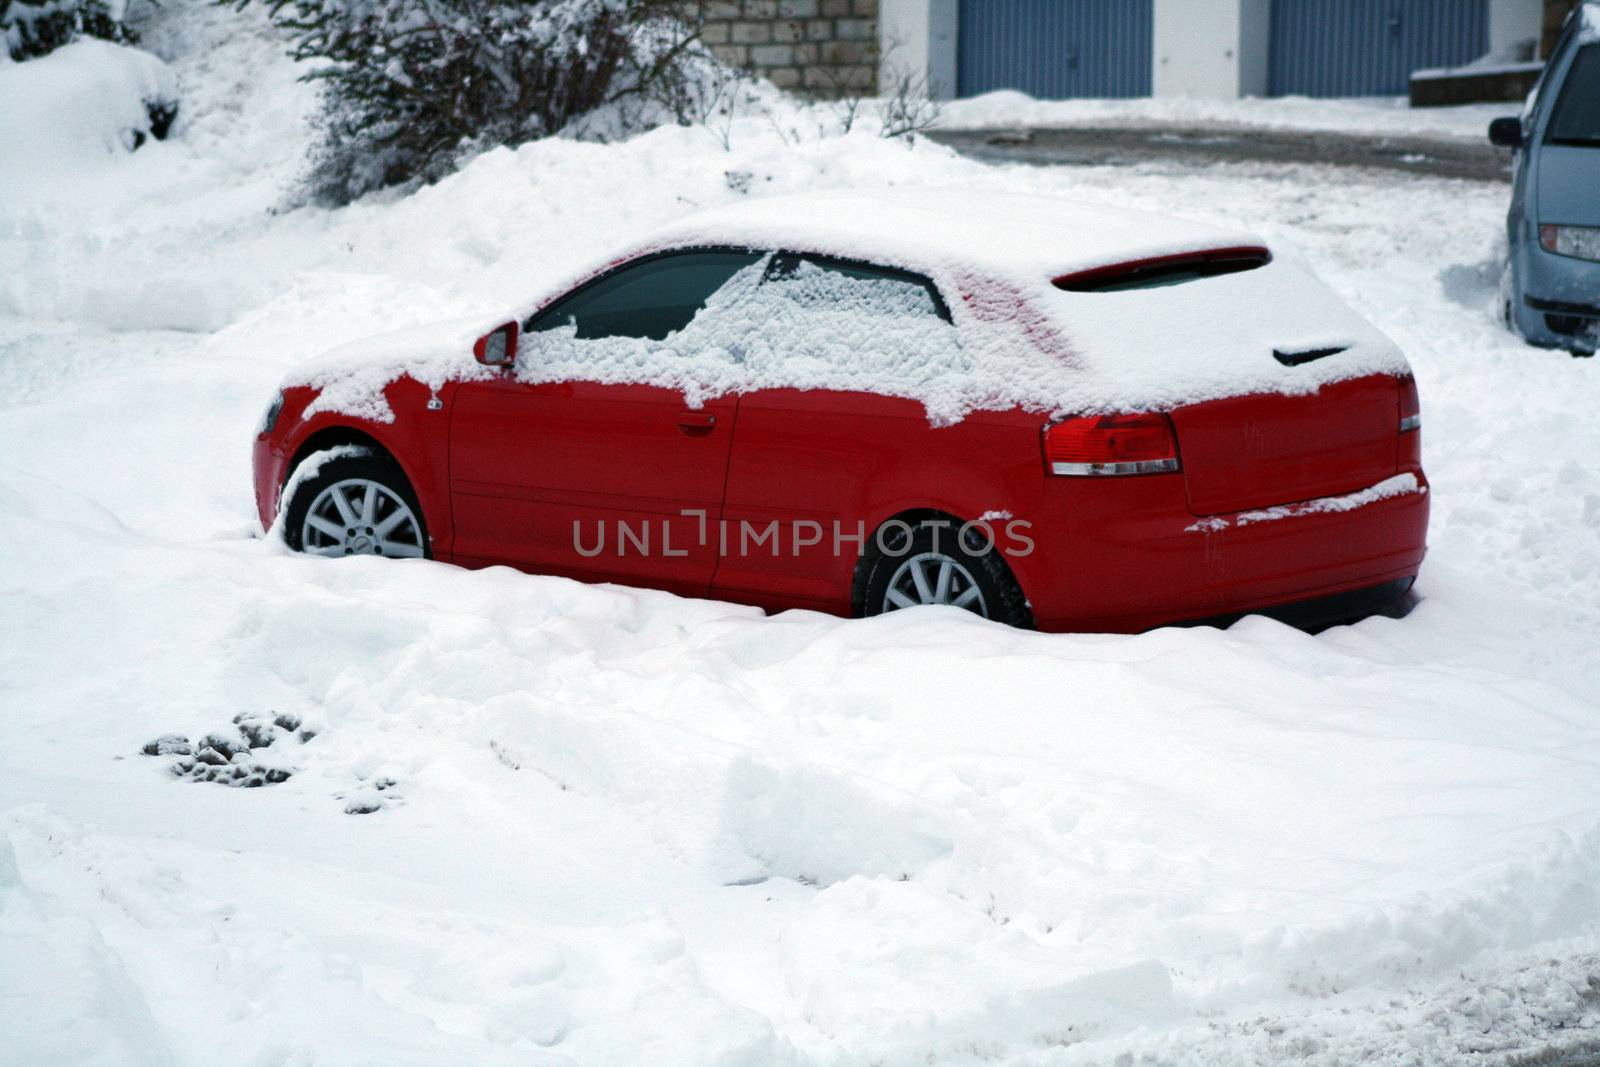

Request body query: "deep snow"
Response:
[3, 5, 1600, 1065]
[937, 89, 1519, 142]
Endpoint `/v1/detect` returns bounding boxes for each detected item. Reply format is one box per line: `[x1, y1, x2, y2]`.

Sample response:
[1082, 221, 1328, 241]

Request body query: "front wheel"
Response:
[282, 451, 429, 559]
[1497, 260, 1517, 332]
[855, 521, 1031, 627]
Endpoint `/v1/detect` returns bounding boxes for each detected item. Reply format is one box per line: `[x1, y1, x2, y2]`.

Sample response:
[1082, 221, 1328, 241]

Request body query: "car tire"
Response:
[282, 450, 430, 560]
[856, 519, 1031, 627]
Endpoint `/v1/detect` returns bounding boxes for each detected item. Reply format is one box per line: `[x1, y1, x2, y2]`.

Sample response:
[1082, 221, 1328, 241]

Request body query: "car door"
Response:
[448, 248, 763, 596]
[714, 253, 1016, 613]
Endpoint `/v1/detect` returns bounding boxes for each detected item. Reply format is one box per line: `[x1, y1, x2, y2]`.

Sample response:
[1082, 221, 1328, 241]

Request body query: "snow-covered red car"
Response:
[253, 189, 1428, 633]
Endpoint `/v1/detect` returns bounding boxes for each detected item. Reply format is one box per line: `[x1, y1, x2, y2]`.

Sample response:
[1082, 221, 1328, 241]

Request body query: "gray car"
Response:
[1489, 2, 1600, 355]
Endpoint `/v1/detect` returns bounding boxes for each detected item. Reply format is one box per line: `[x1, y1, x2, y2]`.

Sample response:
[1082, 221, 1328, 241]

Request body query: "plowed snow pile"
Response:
[3, 4, 1599, 1065]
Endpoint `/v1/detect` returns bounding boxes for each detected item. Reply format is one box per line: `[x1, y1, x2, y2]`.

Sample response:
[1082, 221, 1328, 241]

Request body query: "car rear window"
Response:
[1053, 247, 1272, 293]
[1547, 44, 1600, 146]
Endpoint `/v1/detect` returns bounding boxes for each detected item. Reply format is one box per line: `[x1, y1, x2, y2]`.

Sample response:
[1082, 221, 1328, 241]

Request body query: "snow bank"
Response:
[939, 89, 1516, 142]
[0, 0, 313, 331]
[4, 4, 1600, 1063]
[0, 39, 176, 181]
[0, 828, 175, 1066]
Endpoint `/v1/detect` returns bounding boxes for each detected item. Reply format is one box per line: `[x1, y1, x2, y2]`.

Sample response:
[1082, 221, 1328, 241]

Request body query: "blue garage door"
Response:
[1268, 0, 1489, 97]
[957, 0, 1154, 99]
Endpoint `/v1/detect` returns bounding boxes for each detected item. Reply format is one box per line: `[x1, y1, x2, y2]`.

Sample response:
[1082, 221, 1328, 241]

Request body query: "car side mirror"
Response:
[473, 321, 519, 366]
[1488, 117, 1524, 149]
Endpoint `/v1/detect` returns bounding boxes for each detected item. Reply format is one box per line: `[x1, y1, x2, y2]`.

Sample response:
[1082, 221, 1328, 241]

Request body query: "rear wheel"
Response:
[856, 520, 1031, 627]
[283, 452, 429, 559]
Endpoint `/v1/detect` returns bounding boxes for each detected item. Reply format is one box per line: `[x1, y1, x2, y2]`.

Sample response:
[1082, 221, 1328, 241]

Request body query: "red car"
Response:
[253, 190, 1427, 633]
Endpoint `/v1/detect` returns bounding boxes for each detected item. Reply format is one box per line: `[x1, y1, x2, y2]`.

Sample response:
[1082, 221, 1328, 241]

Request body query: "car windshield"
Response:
[1547, 43, 1600, 146]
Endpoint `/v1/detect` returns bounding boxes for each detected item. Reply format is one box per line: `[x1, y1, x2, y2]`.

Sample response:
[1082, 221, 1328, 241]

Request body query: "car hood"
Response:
[1536, 144, 1600, 224]
[283, 314, 509, 424]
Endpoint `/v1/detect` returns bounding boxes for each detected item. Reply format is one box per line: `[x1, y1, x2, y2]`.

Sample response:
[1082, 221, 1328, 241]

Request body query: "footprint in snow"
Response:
[140, 711, 312, 789]
[340, 775, 400, 815]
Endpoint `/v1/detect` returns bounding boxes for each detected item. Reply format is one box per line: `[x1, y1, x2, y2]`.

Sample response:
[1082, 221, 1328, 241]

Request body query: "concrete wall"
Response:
[1488, 0, 1549, 59]
[700, 0, 880, 96]
[877, 0, 956, 97]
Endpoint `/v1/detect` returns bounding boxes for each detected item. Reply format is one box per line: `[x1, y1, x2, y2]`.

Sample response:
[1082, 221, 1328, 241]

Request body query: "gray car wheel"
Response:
[283, 452, 429, 560]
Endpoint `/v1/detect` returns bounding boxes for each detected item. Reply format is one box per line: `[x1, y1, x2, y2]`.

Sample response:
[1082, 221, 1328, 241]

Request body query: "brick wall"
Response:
[697, 0, 879, 96]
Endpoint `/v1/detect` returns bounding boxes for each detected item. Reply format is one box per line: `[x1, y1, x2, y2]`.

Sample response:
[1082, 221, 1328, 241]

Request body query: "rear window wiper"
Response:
[1273, 345, 1348, 367]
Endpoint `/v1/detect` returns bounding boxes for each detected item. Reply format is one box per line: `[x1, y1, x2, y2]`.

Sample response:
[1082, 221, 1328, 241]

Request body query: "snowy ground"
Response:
[4, 7, 1600, 1066]
[939, 90, 1518, 141]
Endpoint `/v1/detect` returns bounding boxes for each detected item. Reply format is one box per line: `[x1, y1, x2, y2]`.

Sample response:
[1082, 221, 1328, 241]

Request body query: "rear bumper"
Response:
[1202, 575, 1416, 632]
[1019, 470, 1429, 633]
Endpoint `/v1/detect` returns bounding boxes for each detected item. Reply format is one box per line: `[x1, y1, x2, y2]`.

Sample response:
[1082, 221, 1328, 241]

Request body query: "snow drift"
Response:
[3, 1, 1600, 1063]
[0, 38, 177, 179]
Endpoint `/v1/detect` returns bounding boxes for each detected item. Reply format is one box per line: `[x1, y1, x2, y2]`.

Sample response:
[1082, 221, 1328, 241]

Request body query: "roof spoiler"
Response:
[1053, 246, 1272, 293]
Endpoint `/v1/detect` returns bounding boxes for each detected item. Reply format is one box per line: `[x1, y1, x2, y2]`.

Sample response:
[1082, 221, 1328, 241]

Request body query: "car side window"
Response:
[528, 249, 764, 341]
[761, 252, 953, 323]
[735, 251, 968, 395]
[517, 245, 967, 407]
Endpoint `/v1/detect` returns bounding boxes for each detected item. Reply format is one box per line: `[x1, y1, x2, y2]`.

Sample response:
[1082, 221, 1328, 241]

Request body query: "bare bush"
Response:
[2, 0, 142, 61]
[234, 0, 704, 205]
[877, 69, 941, 143]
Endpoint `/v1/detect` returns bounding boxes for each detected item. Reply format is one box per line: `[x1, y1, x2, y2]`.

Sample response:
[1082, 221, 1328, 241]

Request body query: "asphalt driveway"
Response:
[928, 123, 1512, 182]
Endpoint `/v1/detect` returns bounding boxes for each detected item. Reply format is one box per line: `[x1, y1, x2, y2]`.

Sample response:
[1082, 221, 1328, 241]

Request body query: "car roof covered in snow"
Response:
[645, 187, 1267, 281]
[290, 189, 1407, 426]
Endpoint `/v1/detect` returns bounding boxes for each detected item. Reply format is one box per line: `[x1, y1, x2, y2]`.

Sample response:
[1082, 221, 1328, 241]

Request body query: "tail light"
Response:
[1398, 374, 1422, 468]
[1398, 374, 1420, 433]
[1043, 413, 1180, 476]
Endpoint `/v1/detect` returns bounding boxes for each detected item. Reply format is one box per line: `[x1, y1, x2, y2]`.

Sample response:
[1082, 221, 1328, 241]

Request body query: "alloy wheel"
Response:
[300, 478, 424, 558]
[882, 551, 988, 617]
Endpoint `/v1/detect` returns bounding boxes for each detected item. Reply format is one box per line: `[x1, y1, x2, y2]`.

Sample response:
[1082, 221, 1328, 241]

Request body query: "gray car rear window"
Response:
[1548, 44, 1600, 146]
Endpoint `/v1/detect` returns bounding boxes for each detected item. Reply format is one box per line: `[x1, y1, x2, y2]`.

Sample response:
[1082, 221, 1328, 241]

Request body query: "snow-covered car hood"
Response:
[285, 315, 506, 423]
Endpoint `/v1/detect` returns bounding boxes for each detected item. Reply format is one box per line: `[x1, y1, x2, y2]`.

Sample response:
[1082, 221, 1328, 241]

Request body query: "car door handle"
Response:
[678, 411, 717, 435]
